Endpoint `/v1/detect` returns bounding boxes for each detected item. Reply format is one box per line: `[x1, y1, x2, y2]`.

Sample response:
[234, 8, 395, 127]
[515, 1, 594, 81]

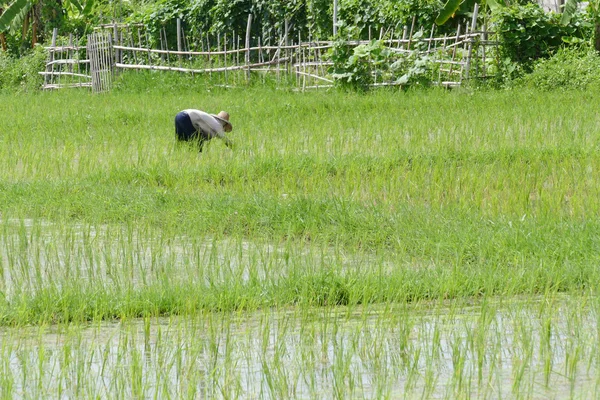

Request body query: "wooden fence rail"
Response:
[41, 5, 497, 92]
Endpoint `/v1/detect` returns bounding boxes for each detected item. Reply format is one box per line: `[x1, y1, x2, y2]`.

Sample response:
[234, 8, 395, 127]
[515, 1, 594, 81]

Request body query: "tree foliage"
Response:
[492, 3, 591, 72]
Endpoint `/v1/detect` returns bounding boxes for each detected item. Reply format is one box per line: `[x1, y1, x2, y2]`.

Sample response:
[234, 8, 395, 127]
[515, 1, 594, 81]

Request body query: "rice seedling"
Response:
[0, 296, 595, 398]
[2, 84, 600, 396]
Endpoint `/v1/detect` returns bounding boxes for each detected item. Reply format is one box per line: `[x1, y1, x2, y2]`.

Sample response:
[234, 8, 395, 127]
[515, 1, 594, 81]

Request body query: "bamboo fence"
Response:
[40, 29, 91, 90]
[41, 6, 498, 92]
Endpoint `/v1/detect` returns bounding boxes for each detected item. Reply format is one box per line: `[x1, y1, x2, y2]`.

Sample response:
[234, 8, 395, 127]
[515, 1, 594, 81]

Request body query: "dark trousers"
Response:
[175, 111, 207, 151]
[175, 111, 198, 141]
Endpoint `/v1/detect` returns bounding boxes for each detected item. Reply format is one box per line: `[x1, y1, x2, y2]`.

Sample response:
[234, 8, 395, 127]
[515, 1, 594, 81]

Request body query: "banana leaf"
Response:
[0, 0, 32, 33]
[560, 0, 578, 25]
[435, 0, 464, 25]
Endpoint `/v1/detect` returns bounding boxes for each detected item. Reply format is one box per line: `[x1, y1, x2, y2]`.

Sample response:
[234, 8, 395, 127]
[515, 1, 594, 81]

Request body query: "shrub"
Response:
[519, 45, 600, 90]
[492, 4, 592, 73]
[125, 0, 452, 49]
[0, 45, 47, 92]
[329, 31, 432, 92]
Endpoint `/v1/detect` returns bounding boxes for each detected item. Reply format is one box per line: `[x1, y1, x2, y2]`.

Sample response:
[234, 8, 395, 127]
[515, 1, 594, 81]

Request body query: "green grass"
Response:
[1, 82, 600, 323]
[2, 80, 600, 398]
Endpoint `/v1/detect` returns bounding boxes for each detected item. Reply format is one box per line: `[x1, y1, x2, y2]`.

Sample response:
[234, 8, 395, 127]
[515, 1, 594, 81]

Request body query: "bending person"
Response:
[174, 109, 233, 151]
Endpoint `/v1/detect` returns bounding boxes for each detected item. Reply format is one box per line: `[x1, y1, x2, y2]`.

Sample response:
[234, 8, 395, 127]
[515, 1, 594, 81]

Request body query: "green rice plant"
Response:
[0, 295, 596, 397]
[3, 85, 600, 400]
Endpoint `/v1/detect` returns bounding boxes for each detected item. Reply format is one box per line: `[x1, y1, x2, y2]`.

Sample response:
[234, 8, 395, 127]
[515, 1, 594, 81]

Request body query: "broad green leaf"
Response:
[0, 0, 31, 33]
[82, 0, 94, 16]
[70, 0, 84, 13]
[435, 0, 463, 25]
[486, 0, 503, 12]
[561, 0, 579, 25]
[8, 0, 31, 35]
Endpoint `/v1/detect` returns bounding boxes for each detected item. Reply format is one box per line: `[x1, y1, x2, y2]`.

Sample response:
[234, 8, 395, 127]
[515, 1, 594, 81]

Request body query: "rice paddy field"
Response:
[1, 82, 600, 398]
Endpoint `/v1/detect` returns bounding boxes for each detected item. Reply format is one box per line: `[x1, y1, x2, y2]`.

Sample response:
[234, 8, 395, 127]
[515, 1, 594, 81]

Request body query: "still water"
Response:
[0, 296, 597, 399]
[0, 219, 597, 398]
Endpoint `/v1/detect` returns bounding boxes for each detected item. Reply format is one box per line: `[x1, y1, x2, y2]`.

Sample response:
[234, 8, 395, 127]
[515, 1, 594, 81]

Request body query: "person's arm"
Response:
[211, 127, 234, 148]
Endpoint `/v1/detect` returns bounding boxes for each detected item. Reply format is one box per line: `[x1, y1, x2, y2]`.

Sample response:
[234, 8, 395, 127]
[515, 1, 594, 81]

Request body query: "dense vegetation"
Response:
[0, 86, 599, 323]
[1, 0, 599, 92]
[2, 2, 600, 398]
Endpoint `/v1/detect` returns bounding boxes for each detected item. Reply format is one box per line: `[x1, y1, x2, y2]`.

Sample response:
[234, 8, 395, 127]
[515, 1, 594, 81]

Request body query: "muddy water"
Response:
[0, 220, 598, 397]
[0, 296, 598, 399]
[0, 218, 394, 296]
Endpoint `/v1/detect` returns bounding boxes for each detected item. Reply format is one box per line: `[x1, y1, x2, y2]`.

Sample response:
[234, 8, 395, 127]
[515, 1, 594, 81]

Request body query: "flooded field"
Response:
[0, 218, 393, 296]
[1, 296, 598, 399]
[4, 88, 600, 398]
[0, 219, 598, 398]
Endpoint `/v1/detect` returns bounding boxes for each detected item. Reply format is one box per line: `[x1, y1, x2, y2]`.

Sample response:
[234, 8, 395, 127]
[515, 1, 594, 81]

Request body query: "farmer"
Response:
[174, 109, 233, 151]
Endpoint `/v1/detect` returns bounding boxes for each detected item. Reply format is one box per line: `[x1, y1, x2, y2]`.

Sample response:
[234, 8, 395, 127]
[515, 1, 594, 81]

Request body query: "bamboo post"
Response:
[137, 25, 143, 52]
[159, 27, 165, 61]
[102, 33, 108, 91]
[113, 22, 120, 64]
[459, 22, 470, 84]
[109, 32, 114, 90]
[200, 28, 204, 52]
[426, 25, 435, 83]
[183, 26, 189, 53]
[90, 32, 99, 92]
[224, 33, 228, 84]
[231, 31, 235, 84]
[106, 33, 111, 91]
[88, 33, 94, 91]
[57, 37, 64, 89]
[163, 27, 170, 64]
[98, 33, 103, 91]
[86, 34, 92, 90]
[102, 33, 107, 92]
[145, 30, 152, 67]
[407, 16, 416, 50]
[128, 26, 138, 67]
[75, 34, 81, 87]
[317, 42, 325, 84]
[297, 32, 301, 88]
[236, 34, 240, 83]
[333, 0, 338, 36]
[302, 37, 306, 91]
[176, 18, 182, 65]
[119, 26, 124, 71]
[68, 34, 73, 74]
[276, 30, 281, 84]
[258, 36, 264, 84]
[245, 14, 252, 82]
[427, 24, 435, 52]
[439, 33, 447, 85]
[311, 33, 322, 87]
[284, 19, 289, 74]
[184, 28, 192, 74]
[371, 35, 375, 86]
[50, 28, 58, 82]
[207, 36, 212, 79]
[465, 3, 479, 80]
[97, 33, 102, 92]
[482, 21, 487, 77]
[45, 28, 57, 87]
[448, 25, 460, 79]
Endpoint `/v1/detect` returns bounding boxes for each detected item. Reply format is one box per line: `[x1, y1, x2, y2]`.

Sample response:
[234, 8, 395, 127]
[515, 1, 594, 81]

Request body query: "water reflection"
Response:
[0, 218, 394, 297]
[0, 296, 597, 399]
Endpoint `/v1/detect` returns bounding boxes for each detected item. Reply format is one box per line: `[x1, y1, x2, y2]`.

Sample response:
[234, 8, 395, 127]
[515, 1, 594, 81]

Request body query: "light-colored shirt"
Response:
[184, 109, 232, 146]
